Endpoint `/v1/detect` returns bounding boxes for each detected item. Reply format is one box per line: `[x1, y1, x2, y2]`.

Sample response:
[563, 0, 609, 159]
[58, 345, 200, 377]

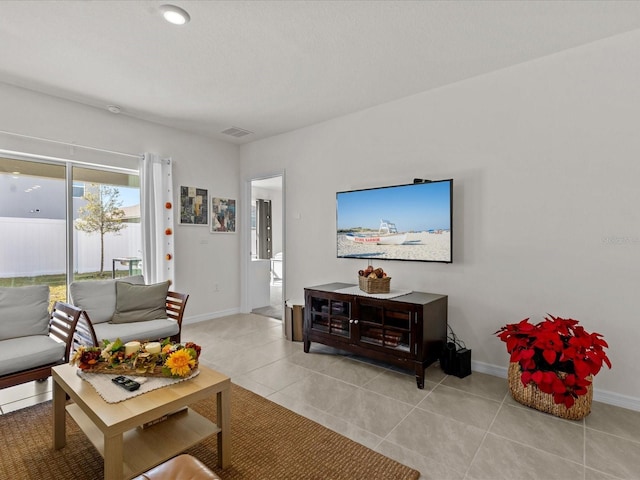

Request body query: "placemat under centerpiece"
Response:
[70, 337, 201, 378]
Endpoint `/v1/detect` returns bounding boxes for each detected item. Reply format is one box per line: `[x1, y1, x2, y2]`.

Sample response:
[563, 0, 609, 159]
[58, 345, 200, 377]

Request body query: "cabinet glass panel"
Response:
[310, 311, 329, 333]
[309, 297, 329, 332]
[360, 324, 411, 352]
[327, 299, 350, 318]
[310, 297, 329, 314]
[359, 304, 383, 325]
[384, 309, 411, 330]
[309, 296, 350, 338]
[328, 317, 349, 337]
[328, 300, 350, 337]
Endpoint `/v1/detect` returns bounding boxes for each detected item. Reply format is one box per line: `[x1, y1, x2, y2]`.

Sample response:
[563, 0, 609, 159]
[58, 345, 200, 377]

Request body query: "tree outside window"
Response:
[74, 184, 126, 277]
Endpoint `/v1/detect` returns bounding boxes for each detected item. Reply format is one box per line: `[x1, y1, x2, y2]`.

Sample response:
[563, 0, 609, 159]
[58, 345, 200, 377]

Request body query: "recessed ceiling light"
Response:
[107, 105, 121, 114]
[160, 4, 190, 25]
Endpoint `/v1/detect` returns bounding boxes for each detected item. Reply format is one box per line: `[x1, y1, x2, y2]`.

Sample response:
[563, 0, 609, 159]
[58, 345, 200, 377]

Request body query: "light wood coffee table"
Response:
[52, 363, 231, 480]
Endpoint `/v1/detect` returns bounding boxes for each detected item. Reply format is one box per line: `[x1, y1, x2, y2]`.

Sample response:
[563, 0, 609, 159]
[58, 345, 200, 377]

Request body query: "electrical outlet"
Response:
[214, 283, 219, 292]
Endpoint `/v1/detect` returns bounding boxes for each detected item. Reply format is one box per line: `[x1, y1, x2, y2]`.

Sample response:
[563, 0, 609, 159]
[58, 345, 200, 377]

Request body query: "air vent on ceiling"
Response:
[221, 127, 253, 138]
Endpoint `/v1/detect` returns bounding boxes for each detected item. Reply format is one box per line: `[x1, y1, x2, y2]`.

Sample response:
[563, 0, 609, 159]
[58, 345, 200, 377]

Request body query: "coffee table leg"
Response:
[53, 379, 66, 449]
[217, 386, 231, 468]
[103, 433, 124, 480]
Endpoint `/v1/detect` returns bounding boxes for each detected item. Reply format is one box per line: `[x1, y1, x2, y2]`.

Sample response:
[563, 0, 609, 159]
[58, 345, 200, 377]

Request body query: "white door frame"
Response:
[240, 170, 285, 315]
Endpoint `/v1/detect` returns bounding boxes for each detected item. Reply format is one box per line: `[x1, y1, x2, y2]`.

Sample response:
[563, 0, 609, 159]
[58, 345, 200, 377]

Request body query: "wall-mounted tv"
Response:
[337, 179, 452, 263]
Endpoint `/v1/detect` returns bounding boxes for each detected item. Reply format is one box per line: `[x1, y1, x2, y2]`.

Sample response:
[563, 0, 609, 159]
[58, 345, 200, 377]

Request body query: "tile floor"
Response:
[2, 313, 639, 480]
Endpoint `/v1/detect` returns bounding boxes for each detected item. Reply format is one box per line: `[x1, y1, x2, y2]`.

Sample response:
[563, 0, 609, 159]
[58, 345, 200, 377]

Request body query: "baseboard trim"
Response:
[183, 308, 240, 325]
[472, 360, 640, 412]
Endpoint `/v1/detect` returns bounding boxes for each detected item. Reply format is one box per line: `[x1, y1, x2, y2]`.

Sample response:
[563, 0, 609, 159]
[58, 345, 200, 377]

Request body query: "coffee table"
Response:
[52, 363, 231, 480]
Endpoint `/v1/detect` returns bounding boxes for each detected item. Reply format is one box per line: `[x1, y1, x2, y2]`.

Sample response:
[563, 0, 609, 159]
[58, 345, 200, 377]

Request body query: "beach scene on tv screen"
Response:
[337, 181, 451, 262]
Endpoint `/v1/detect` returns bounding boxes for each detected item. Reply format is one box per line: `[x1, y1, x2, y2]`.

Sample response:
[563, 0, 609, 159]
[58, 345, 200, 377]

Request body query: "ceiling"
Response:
[2, 1, 640, 145]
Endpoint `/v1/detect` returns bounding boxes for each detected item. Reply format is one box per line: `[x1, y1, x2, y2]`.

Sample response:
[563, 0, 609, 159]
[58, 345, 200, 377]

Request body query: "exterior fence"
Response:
[0, 217, 142, 277]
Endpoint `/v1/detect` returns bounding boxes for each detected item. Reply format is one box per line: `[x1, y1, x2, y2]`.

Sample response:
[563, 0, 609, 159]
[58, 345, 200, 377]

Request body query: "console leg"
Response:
[415, 364, 425, 389]
[303, 339, 310, 353]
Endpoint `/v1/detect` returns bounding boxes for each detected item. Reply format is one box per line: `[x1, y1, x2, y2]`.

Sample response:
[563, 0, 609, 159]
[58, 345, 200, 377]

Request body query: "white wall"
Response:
[240, 30, 640, 408]
[0, 83, 241, 321]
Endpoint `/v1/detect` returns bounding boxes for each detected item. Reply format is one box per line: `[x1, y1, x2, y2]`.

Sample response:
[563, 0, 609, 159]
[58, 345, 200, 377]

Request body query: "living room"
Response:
[1, 2, 640, 479]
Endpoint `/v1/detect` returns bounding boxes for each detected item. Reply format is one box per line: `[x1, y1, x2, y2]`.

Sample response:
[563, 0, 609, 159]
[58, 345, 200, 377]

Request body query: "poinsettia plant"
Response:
[496, 315, 611, 409]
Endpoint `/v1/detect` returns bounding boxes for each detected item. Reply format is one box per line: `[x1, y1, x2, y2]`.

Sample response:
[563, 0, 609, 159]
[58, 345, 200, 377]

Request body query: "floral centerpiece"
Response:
[70, 338, 201, 378]
[495, 315, 611, 418]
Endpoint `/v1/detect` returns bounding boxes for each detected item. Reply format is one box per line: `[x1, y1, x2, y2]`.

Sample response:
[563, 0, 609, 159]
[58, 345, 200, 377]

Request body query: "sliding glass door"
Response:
[0, 156, 140, 307]
[72, 166, 141, 281]
[0, 157, 67, 306]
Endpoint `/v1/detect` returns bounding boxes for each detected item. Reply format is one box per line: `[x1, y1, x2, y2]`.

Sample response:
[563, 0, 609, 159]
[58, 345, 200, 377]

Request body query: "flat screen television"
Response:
[336, 179, 452, 263]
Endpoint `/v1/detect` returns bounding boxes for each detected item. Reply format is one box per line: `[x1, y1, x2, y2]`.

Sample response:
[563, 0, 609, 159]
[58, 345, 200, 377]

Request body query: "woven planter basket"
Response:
[358, 275, 391, 294]
[508, 362, 593, 420]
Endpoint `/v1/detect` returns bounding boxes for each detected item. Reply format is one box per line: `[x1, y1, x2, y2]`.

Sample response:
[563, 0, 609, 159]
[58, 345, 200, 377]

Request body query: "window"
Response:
[72, 182, 85, 198]
[0, 156, 140, 306]
[72, 166, 141, 280]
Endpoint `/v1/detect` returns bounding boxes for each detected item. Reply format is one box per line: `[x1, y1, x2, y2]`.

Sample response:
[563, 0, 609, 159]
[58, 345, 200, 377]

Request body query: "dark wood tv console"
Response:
[303, 283, 447, 389]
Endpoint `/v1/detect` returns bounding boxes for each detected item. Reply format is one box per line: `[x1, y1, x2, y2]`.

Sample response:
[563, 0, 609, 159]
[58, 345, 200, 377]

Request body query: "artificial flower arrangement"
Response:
[70, 338, 201, 378]
[495, 315, 611, 409]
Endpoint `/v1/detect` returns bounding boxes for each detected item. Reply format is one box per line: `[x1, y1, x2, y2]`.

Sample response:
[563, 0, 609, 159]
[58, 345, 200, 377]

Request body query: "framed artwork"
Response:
[211, 197, 236, 233]
[179, 186, 208, 225]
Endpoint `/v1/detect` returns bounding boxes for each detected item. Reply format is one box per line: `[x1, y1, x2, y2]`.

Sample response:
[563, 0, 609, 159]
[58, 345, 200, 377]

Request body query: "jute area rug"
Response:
[0, 383, 420, 479]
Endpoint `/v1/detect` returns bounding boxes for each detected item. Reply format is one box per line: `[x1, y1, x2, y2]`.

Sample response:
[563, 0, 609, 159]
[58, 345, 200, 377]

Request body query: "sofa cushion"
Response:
[93, 318, 179, 345]
[0, 336, 65, 376]
[70, 275, 144, 324]
[112, 281, 170, 324]
[0, 285, 50, 341]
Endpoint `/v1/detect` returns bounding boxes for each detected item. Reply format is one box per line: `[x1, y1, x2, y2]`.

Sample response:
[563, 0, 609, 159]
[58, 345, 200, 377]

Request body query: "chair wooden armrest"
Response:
[0, 301, 82, 390]
[50, 302, 83, 362]
[167, 291, 189, 343]
[73, 309, 100, 349]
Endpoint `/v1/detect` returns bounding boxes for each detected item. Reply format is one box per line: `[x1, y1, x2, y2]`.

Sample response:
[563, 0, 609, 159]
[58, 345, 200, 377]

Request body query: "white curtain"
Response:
[140, 153, 175, 286]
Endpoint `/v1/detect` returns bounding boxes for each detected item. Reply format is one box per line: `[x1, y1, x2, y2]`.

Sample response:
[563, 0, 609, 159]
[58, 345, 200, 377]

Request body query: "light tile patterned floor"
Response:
[2, 313, 639, 480]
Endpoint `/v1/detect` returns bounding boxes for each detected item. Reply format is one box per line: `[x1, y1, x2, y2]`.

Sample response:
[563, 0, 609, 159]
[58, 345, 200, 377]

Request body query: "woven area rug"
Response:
[0, 383, 420, 479]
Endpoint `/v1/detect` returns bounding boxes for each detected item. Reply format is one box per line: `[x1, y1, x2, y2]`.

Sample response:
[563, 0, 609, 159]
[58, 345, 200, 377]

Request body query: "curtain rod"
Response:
[0, 129, 143, 160]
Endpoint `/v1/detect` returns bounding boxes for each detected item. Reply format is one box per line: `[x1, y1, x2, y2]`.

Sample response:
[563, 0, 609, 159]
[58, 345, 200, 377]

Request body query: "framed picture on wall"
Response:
[211, 197, 236, 233]
[179, 186, 209, 225]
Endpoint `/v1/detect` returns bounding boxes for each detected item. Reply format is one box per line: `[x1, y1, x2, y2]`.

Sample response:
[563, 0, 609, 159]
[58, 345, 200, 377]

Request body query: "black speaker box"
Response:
[440, 342, 457, 375]
[455, 348, 472, 378]
[440, 343, 472, 378]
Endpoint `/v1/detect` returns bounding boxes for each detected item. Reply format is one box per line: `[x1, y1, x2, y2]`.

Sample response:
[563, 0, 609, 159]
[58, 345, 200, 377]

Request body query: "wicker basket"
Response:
[358, 275, 391, 294]
[507, 362, 592, 420]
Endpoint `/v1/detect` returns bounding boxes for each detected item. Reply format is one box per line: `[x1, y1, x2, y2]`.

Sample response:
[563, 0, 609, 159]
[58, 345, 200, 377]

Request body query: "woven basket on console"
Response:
[358, 276, 391, 294]
[507, 362, 592, 420]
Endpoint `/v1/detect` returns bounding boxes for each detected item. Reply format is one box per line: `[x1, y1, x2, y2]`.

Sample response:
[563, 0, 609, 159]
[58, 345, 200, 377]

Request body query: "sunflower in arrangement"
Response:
[162, 342, 200, 377]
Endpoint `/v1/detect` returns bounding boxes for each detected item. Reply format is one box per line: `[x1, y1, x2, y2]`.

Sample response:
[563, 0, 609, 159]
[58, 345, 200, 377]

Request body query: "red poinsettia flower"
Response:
[495, 315, 611, 407]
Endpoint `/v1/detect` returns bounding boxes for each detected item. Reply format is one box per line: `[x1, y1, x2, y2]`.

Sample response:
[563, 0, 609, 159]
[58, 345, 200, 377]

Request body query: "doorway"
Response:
[249, 175, 283, 320]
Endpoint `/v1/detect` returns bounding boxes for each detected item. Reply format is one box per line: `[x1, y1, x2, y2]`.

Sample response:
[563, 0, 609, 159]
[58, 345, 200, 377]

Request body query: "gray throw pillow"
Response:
[70, 275, 144, 324]
[111, 280, 170, 324]
[0, 285, 50, 340]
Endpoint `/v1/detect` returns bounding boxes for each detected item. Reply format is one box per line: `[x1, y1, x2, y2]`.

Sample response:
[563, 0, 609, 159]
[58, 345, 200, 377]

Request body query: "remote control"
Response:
[112, 375, 141, 391]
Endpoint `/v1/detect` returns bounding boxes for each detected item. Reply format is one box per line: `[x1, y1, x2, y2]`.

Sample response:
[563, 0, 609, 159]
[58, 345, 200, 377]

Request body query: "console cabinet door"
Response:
[355, 299, 414, 356]
[305, 290, 352, 340]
